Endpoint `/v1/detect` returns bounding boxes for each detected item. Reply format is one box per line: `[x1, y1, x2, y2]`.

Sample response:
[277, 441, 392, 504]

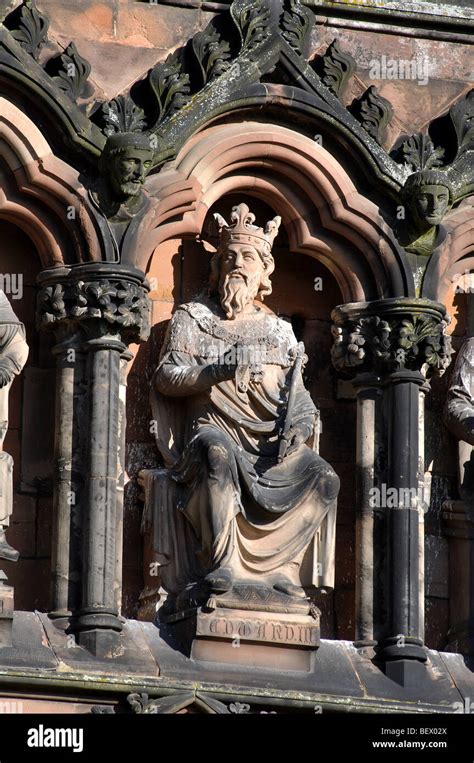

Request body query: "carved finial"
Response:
[192, 24, 231, 87]
[8, 0, 49, 61]
[230, 0, 271, 54]
[148, 50, 190, 128]
[401, 135, 454, 202]
[282, 0, 314, 58]
[402, 133, 445, 173]
[52, 42, 92, 102]
[102, 95, 147, 137]
[318, 40, 356, 98]
[350, 85, 393, 145]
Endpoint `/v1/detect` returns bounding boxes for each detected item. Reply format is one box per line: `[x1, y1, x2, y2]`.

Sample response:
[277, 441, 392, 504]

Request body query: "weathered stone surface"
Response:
[36, 496, 53, 557]
[20, 367, 55, 494]
[6, 521, 35, 558]
[0, 584, 14, 647]
[335, 525, 356, 589]
[425, 597, 449, 652]
[146, 203, 340, 630]
[196, 608, 320, 648]
[1, 559, 51, 611]
[424, 534, 449, 599]
[0, 0, 469, 684]
[309, 26, 472, 140]
[334, 588, 356, 641]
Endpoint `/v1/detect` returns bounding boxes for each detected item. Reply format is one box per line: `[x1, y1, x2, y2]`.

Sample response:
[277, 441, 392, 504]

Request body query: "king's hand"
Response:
[281, 420, 314, 456]
[209, 343, 244, 383]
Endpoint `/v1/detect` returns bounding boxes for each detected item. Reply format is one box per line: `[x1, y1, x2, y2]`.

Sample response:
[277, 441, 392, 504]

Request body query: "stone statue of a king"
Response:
[0, 291, 28, 562]
[149, 203, 340, 616]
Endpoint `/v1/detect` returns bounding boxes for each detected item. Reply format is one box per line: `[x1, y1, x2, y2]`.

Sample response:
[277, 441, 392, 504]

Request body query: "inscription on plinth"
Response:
[0, 585, 14, 648]
[196, 608, 320, 648]
[192, 608, 320, 671]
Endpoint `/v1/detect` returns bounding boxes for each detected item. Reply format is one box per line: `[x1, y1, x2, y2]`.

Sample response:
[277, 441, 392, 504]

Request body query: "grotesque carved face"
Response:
[218, 243, 265, 319]
[412, 184, 450, 229]
[108, 149, 153, 201]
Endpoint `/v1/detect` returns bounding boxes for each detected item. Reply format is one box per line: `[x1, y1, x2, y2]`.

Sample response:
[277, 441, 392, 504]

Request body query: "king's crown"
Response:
[213, 203, 281, 254]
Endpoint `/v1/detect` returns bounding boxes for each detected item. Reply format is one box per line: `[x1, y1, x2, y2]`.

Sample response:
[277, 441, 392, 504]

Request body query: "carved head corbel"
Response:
[97, 132, 154, 215]
[402, 168, 453, 253]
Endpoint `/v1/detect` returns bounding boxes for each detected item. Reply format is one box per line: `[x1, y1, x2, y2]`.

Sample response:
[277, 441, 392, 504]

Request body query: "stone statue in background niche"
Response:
[444, 338, 474, 502]
[0, 292, 28, 562]
[147, 203, 340, 617]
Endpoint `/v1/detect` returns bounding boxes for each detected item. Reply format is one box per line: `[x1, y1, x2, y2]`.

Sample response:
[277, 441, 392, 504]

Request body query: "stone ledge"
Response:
[0, 611, 471, 713]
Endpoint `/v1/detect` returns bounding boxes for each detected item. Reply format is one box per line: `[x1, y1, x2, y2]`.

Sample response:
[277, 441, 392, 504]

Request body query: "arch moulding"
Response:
[140, 122, 414, 304]
[0, 97, 102, 268]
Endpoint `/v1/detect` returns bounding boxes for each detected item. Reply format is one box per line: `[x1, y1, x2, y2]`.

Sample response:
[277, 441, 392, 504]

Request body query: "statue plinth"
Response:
[0, 581, 14, 648]
[193, 607, 319, 671]
[159, 584, 320, 672]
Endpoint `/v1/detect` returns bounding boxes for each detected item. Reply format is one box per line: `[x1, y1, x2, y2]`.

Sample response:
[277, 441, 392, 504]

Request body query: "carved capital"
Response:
[37, 264, 150, 345]
[331, 298, 453, 379]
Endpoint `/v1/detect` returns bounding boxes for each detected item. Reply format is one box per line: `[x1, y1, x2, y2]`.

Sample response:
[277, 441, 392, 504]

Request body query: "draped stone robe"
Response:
[444, 338, 474, 500]
[0, 291, 29, 529]
[149, 298, 339, 597]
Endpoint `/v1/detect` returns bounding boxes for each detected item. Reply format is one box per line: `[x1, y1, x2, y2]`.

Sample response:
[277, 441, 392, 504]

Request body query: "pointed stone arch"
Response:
[140, 122, 414, 303]
[0, 97, 102, 268]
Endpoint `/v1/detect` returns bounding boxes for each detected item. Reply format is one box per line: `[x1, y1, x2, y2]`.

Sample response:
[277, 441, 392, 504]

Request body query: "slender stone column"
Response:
[353, 375, 382, 650]
[37, 263, 150, 656]
[382, 369, 426, 670]
[418, 385, 427, 641]
[78, 334, 126, 653]
[49, 329, 86, 624]
[115, 350, 132, 616]
[332, 297, 453, 684]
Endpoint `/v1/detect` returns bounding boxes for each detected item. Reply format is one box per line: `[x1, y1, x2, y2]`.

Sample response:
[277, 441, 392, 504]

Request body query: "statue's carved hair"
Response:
[99, 132, 153, 176]
[404, 169, 454, 203]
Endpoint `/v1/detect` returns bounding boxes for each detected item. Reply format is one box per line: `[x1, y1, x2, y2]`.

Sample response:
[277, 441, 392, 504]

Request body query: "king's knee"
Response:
[318, 469, 340, 502]
[206, 442, 231, 476]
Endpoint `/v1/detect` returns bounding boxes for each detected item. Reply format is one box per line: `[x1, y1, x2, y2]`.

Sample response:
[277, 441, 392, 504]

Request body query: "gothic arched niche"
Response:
[131, 192, 357, 638]
[0, 220, 55, 612]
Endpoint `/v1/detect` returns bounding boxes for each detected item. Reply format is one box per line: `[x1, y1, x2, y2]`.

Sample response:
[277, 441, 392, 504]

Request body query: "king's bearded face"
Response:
[218, 243, 265, 320]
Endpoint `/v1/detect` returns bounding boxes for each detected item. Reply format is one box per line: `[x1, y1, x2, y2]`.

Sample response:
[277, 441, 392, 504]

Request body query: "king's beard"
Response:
[219, 271, 261, 320]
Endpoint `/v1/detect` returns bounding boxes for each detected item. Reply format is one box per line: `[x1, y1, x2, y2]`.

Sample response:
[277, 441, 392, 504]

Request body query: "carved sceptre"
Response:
[278, 342, 306, 463]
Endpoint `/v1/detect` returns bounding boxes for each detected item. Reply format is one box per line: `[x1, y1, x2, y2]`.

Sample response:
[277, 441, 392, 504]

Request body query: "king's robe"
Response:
[149, 297, 339, 598]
